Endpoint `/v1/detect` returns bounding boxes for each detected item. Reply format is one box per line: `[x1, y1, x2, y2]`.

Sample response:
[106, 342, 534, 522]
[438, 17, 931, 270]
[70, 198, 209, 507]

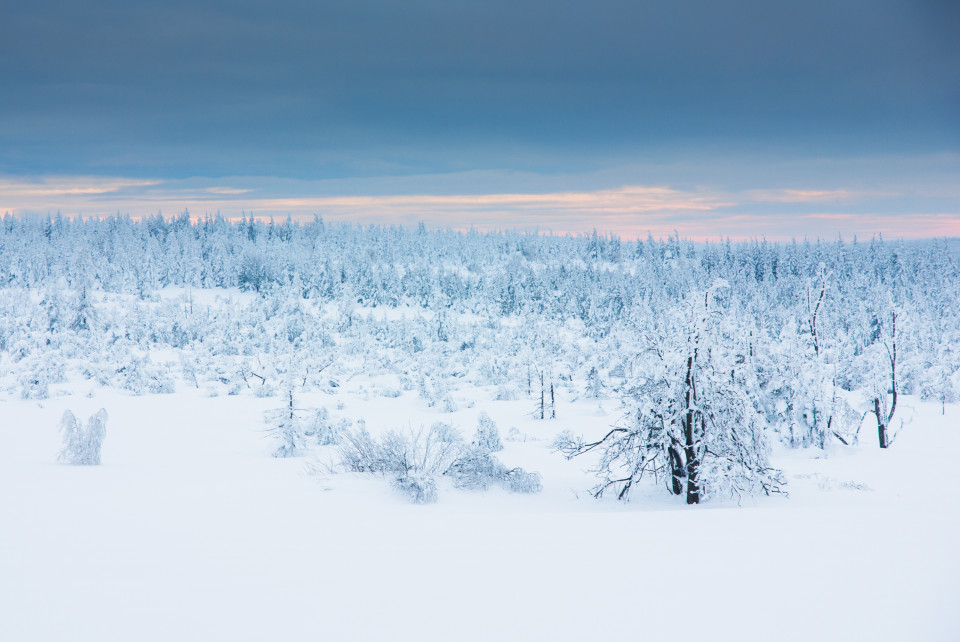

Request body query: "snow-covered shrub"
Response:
[58, 409, 107, 465]
[338, 427, 389, 473]
[308, 407, 346, 446]
[473, 412, 503, 452]
[338, 422, 541, 502]
[369, 424, 463, 476]
[417, 375, 459, 412]
[265, 393, 344, 457]
[503, 468, 543, 493]
[254, 384, 276, 398]
[20, 372, 50, 400]
[115, 356, 175, 395]
[267, 414, 310, 458]
[445, 445, 542, 493]
[392, 473, 439, 504]
[494, 384, 520, 401]
[438, 394, 458, 412]
[378, 387, 403, 398]
[19, 355, 66, 399]
[445, 447, 504, 490]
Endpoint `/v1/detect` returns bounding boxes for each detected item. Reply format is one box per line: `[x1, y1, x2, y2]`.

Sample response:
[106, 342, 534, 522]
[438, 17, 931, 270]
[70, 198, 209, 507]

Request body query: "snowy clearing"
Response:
[2, 387, 958, 641]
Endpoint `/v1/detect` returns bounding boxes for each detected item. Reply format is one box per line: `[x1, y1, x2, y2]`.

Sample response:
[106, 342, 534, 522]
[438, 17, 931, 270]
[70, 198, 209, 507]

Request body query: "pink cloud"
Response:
[747, 188, 861, 203]
[1, 174, 956, 241]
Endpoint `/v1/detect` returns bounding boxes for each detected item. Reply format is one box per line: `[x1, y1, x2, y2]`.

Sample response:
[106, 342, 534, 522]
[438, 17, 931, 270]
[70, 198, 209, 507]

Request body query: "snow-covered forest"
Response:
[2, 215, 959, 640]
[3, 214, 958, 454]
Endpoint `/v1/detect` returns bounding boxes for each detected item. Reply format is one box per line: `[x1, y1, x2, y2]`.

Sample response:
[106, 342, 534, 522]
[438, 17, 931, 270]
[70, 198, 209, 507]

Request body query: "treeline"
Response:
[1, 214, 958, 477]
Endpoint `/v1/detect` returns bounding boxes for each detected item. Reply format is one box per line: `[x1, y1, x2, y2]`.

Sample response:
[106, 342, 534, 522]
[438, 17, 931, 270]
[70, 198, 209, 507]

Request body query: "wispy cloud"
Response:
[747, 189, 860, 204]
[204, 187, 253, 195]
[0, 176, 160, 198]
[1, 174, 957, 241]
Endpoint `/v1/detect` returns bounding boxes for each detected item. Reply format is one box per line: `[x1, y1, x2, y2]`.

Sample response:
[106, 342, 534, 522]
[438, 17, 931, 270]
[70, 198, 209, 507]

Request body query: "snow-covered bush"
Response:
[340, 423, 463, 477]
[267, 414, 310, 458]
[308, 407, 346, 446]
[472, 412, 503, 452]
[265, 393, 344, 457]
[20, 372, 50, 400]
[392, 473, 439, 504]
[445, 446, 542, 493]
[494, 384, 520, 401]
[58, 409, 107, 465]
[115, 356, 176, 395]
[338, 422, 541, 502]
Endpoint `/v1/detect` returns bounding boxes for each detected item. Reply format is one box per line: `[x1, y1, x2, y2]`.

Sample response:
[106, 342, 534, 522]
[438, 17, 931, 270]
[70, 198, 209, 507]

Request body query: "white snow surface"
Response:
[2, 382, 958, 641]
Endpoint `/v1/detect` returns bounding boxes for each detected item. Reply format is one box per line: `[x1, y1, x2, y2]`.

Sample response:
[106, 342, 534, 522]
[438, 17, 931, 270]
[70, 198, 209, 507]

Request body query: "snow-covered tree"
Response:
[473, 412, 503, 453]
[58, 409, 108, 465]
[558, 282, 784, 504]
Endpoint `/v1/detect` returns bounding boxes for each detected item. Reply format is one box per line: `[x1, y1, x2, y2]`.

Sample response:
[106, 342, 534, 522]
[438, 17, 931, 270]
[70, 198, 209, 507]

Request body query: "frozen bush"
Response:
[378, 424, 463, 476]
[473, 412, 503, 452]
[446, 446, 541, 493]
[505, 427, 528, 442]
[438, 394, 458, 413]
[20, 373, 49, 400]
[392, 473, 438, 504]
[338, 422, 541, 502]
[268, 415, 309, 458]
[378, 387, 403, 398]
[58, 409, 107, 465]
[504, 468, 543, 493]
[254, 384, 276, 398]
[149, 377, 176, 394]
[266, 394, 343, 457]
[115, 357, 175, 395]
[339, 427, 390, 473]
[445, 447, 504, 490]
[494, 384, 520, 401]
[307, 407, 346, 446]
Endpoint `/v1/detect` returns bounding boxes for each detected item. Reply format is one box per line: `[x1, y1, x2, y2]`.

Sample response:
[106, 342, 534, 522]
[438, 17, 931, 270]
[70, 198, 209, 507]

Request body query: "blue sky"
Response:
[1, 0, 957, 239]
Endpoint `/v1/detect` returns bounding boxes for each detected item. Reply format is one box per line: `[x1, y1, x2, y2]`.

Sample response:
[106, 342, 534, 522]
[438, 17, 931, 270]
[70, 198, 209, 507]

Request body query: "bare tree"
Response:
[870, 309, 899, 448]
[557, 282, 784, 504]
[806, 262, 828, 358]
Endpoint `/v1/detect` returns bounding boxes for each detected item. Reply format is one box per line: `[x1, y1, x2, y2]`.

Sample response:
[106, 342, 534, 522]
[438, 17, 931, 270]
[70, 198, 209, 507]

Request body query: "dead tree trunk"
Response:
[683, 354, 701, 505]
[874, 398, 889, 448]
[872, 310, 898, 449]
[539, 371, 545, 420]
[668, 442, 684, 496]
[807, 264, 827, 357]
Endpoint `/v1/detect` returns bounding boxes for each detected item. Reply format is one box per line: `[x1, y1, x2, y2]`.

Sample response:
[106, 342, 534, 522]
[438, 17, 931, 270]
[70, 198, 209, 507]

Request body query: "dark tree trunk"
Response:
[539, 372, 545, 420]
[683, 355, 701, 505]
[668, 445, 684, 496]
[874, 398, 889, 449]
[874, 312, 898, 449]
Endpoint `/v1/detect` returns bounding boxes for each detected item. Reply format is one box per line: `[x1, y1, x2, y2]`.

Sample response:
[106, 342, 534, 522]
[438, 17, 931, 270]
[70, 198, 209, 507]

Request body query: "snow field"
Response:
[2, 385, 958, 641]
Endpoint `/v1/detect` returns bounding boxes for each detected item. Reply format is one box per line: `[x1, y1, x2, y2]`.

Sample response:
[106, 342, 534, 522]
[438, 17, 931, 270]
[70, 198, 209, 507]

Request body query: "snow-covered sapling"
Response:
[58, 409, 108, 465]
[473, 412, 503, 453]
[266, 390, 342, 457]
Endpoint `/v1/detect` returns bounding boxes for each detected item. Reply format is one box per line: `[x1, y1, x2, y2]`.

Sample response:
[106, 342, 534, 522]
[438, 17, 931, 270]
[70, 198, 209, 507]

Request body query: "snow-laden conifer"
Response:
[58, 409, 107, 465]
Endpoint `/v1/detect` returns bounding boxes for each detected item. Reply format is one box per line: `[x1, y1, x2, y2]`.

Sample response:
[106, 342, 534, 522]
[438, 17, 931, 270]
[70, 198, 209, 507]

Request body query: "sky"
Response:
[1, 0, 958, 239]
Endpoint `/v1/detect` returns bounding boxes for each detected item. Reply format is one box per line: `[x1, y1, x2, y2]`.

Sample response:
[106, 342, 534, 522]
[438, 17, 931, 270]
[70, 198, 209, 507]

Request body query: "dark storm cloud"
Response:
[1, 0, 957, 177]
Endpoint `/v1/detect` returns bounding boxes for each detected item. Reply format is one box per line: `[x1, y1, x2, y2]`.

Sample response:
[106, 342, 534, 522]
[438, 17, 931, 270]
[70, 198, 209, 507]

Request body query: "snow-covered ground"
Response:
[2, 382, 958, 641]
